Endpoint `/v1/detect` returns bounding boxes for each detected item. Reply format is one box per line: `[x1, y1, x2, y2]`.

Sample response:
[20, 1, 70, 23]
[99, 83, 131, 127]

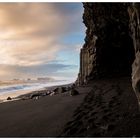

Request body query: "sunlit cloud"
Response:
[0, 63, 78, 80]
[0, 3, 84, 81]
[0, 38, 63, 66]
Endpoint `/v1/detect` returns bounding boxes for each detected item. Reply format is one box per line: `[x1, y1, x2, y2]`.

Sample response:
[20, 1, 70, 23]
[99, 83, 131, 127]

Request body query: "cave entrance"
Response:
[96, 21, 135, 77]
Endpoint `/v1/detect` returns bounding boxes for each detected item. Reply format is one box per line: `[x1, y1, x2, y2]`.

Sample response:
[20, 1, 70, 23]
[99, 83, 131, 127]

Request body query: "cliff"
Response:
[66, 3, 140, 137]
[77, 3, 136, 85]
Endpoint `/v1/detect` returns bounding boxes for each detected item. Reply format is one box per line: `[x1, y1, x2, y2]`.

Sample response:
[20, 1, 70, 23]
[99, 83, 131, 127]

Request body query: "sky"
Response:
[0, 3, 85, 82]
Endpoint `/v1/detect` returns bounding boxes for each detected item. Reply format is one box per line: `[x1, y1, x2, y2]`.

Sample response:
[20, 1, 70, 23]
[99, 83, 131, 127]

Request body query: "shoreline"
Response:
[0, 83, 73, 103]
[0, 83, 90, 137]
[0, 77, 138, 137]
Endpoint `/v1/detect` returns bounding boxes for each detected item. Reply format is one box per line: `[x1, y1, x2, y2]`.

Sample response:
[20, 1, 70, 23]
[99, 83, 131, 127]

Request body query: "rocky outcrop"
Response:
[128, 4, 140, 108]
[77, 3, 136, 85]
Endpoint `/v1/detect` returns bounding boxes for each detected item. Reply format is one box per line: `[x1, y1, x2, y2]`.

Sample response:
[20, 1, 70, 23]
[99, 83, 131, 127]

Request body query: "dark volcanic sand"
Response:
[0, 86, 91, 137]
[61, 77, 140, 137]
[0, 76, 140, 137]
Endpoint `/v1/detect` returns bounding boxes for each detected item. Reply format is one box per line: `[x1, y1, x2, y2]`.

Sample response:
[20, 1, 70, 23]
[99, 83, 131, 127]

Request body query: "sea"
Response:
[0, 80, 72, 101]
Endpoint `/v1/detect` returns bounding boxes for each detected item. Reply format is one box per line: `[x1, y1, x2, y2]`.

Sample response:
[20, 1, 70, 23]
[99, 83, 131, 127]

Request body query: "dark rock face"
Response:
[128, 4, 140, 108]
[70, 3, 140, 137]
[77, 3, 136, 85]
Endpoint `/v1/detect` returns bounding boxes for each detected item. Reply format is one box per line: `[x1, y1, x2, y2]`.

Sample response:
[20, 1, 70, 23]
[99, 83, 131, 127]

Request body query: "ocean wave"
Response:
[0, 80, 72, 96]
[0, 83, 42, 94]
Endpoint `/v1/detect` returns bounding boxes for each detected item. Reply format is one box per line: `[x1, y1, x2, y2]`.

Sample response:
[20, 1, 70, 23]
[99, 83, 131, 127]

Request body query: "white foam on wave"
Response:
[0, 80, 72, 100]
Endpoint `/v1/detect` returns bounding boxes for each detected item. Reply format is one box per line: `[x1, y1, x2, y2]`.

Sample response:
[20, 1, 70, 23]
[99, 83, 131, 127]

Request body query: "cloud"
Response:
[0, 3, 84, 81]
[0, 63, 78, 80]
[0, 3, 83, 66]
[0, 3, 83, 39]
[0, 38, 62, 65]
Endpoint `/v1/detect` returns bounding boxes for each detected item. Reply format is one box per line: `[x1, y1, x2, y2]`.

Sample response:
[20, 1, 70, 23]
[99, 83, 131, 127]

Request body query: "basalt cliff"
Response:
[77, 3, 139, 85]
[62, 3, 140, 137]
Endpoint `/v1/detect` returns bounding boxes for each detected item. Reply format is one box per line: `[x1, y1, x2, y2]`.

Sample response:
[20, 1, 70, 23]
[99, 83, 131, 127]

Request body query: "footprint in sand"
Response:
[108, 103, 114, 108]
[74, 113, 84, 120]
[87, 123, 97, 130]
[65, 127, 79, 136]
[108, 124, 116, 131]
[65, 120, 75, 126]
[77, 127, 87, 134]
[102, 115, 109, 121]
[63, 125, 72, 133]
[95, 123, 101, 127]
[103, 109, 109, 113]
[122, 112, 129, 118]
[73, 110, 86, 117]
[110, 118, 116, 122]
[106, 112, 112, 117]
[100, 105, 106, 109]
[93, 132, 101, 137]
[88, 112, 98, 119]
[109, 100, 120, 108]
[116, 102, 121, 106]
[64, 120, 83, 134]
[73, 108, 83, 115]
[116, 88, 123, 95]
[112, 95, 118, 99]
[87, 118, 95, 123]
[85, 97, 94, 103]
[109, 100, 114, 105]
[96, 104, 102, 108]
[83, 104, 92, 109]
[83, 115, 89, 120]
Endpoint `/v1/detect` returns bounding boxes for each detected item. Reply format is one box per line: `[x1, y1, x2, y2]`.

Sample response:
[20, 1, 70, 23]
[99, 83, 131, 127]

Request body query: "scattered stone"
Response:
[53, 87, 67, 94]
[30, 94, 40, 99]
[50, 91, 56, 96]
[70, 89, 79, 96]
[7, 97, 12, 100]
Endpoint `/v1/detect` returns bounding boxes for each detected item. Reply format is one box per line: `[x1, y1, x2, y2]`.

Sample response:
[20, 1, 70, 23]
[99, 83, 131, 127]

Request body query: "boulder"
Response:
[7, 97, 12, 100]
[53, 87, 67, 94]
[30, 94, 40, 99]
[70, 89, 79, 96]
[50, 91, 56, 96]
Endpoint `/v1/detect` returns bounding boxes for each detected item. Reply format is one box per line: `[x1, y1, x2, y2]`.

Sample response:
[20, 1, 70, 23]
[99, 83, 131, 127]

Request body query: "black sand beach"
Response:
[0, 76, 139, 137]
[61, 77, 140, 137]
[0, 85, 90, 137]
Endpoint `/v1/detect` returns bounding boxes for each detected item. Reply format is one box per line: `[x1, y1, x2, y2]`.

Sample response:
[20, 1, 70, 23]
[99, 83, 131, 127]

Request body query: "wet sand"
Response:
[0, 89, 35, 101]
